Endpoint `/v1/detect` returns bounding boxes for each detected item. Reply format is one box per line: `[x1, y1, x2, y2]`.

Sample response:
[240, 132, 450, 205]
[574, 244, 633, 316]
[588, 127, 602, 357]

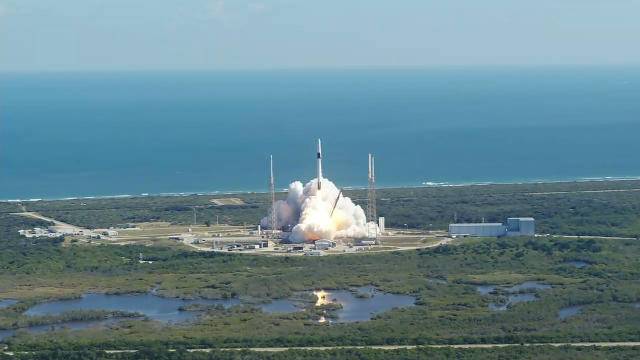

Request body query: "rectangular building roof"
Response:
[450, 223, 504, 227]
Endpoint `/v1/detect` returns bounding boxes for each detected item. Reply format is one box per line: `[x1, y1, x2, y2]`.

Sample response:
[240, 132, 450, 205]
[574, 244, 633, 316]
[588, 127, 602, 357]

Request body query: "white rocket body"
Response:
[317, 139, 323, 191]
[270, 155, 274, 185]
[260, 139, 370, 242]
[372, 155, 375, 181]
[368, 153, 372, 181]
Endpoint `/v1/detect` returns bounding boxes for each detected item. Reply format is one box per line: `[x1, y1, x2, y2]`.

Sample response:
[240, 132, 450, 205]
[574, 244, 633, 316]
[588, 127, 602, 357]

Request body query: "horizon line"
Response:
[3, 64, 640, 75]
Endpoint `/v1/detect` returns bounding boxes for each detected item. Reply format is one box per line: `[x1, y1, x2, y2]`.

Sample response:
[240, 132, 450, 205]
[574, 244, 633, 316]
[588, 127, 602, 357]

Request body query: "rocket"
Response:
[270, 154, 275, 187]
[317, 139, 323, 191]
[368, 153, 375, 182]
[371, 154, 375, 182]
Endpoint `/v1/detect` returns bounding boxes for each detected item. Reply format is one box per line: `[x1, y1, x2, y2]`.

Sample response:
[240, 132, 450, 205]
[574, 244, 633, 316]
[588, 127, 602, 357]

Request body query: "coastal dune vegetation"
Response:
[4, 180, 639, 238]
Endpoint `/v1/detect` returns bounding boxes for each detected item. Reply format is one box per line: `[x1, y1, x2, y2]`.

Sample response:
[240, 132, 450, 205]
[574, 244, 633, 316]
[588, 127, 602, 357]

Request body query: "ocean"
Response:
[1, 67, 640, 200]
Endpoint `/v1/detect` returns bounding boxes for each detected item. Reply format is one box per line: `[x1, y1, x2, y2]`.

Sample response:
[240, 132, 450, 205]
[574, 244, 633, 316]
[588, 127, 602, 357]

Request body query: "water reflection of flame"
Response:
[313, 290, 330, 306]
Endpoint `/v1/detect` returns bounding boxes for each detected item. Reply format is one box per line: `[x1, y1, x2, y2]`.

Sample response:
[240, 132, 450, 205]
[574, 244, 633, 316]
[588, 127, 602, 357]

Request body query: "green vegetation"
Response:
[2, 180, 640, 356]
[6, 179, 640, 237]
[0, 308, 140, 330]
[376, 180, 640, 237]
[2, 346, 640, 360]
[0, 225, 638, 350]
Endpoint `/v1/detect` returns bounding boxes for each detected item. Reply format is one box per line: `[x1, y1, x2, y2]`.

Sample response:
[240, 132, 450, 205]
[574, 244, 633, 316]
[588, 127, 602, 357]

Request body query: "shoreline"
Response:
[3, 175, 640, 203]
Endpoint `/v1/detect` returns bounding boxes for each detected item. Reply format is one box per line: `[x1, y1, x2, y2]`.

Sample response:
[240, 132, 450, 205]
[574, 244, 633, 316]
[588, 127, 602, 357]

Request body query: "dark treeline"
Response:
[2, 346, 640, 360]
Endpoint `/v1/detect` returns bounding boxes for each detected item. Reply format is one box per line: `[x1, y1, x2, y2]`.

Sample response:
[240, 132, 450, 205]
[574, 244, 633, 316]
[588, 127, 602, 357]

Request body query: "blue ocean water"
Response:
[1, 68, 640, 200]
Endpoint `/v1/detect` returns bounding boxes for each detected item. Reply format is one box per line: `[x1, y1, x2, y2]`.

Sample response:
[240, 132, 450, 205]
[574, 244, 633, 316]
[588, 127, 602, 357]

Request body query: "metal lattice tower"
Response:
[372, 155, 377, 222]
[269, 155, 278, 238]
[367, 153, 377, 224]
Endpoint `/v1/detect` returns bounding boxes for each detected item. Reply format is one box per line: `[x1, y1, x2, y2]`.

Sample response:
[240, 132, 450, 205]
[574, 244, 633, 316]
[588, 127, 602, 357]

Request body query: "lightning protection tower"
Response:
[269, 155, 278, 238]
[367, 154, 377, 224]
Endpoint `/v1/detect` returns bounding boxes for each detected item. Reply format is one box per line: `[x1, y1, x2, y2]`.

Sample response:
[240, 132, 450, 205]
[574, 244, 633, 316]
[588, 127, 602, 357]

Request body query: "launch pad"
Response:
[179, 228, 450, 256]
[23, 138, 455, 257]
[262, 139, 383, 245]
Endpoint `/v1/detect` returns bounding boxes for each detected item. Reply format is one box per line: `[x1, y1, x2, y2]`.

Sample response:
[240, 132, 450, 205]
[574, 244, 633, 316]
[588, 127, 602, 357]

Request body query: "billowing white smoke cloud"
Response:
[261, 178, 370, 243]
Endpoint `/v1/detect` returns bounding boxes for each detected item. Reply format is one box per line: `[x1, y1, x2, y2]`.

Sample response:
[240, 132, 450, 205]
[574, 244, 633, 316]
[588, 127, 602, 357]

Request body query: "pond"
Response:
[475, 285, 496, 295]
[558, 305, 583, 320]
[2, 293, 305, 342]
[260, 299, 303, 314]
[1, 287, 416, 341]
[2, 292, 304, 342]
[25, 293, 241, 323]
[505, 281, 551, 292]
[312, 286, 416, 323]
[0, 300, 17, 309]
[476, 281, 552, 312]
[0, 330, 15, 342]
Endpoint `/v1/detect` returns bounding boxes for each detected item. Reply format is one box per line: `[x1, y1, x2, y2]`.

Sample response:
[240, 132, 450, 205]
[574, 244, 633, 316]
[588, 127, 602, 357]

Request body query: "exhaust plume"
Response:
[261, 177, 369, 243]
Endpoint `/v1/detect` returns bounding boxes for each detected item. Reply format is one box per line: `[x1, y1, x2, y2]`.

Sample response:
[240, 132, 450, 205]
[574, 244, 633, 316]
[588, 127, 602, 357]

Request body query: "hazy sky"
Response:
[1, 0, 640, 72]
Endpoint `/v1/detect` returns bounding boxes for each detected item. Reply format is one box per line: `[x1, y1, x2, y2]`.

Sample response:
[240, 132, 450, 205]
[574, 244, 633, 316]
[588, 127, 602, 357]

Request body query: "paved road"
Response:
[12, 211, 86, 231]
[542, 234, 638, 241]
[12, 211, 636, 251]
[183, 343, 640, 352]
[209, 342, 640, 351]
[199, 342, 640, 352]
[3, 342, 637, 355]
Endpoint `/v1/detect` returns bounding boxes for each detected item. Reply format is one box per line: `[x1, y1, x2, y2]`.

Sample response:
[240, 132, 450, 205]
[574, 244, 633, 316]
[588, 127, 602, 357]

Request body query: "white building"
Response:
[103, 229, 119, 237]
[449, 218, 535, 238]
[449, 223, 506, 237]
[314, 240, 336, 250]
[378, 217, 385, 234]
[506, 217, 535, 236]
[48, 226, 76, 235]
[18, 227, 65, 238]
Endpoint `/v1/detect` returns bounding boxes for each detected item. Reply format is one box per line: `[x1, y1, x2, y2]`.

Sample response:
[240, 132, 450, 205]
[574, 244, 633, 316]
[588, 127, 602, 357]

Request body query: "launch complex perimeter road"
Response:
[3, 342, 640, 355]
[9, 212, 636, 256]
[12, 212, 89, 232]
